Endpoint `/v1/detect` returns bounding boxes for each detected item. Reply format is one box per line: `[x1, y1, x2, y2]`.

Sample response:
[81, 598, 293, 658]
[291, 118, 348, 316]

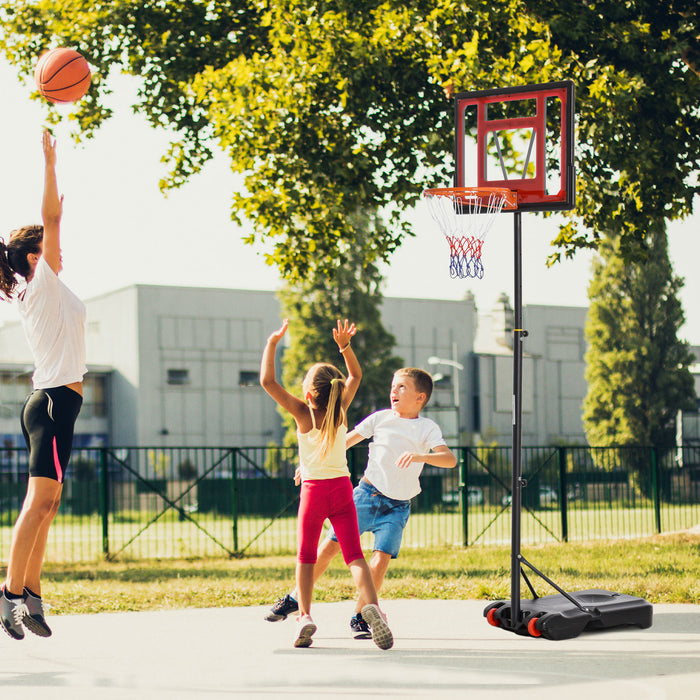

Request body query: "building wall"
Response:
[381, 294, 478, 442]
[525, 305, 589, 444]
[473, 297, 589, 446]
[84, 286, 140, 445]
[103, 285, 283, 447]
[0, 283, 595, 448]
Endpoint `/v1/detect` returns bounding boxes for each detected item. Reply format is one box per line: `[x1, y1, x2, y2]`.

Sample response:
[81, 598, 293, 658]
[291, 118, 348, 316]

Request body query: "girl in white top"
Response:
[261, 318, 392, 649]
[0, 130, 86, 641]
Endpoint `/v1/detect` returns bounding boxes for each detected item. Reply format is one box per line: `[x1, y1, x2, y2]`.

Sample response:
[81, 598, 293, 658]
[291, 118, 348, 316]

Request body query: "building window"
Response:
[82, 374, 107, 418]
[167, 369, 190, 386]
[239, 370, 259, 387]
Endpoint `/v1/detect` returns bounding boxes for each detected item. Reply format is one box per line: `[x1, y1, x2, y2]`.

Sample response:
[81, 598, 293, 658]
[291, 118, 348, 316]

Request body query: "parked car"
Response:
[538, 485, 558, 505]
[501, 486, 559, 507]
[442, 486, 484, 506]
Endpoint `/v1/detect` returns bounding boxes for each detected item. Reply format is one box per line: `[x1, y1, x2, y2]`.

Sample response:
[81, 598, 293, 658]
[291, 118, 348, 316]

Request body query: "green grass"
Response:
[4, 501, 698, 562]
[35, 530, 700, 615]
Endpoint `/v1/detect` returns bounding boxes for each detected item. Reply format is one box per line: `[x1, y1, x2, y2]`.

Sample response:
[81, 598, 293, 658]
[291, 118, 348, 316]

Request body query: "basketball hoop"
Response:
[422, 187, 517, 279]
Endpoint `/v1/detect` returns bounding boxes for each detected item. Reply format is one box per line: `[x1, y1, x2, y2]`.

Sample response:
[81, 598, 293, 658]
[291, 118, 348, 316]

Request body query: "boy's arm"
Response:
[346, 429, 366, 449]
[395, 444, 457, 470]
[333, 319, 361, 410]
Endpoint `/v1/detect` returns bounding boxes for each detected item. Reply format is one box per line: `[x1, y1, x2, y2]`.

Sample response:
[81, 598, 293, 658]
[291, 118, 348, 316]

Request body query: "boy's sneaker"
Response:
[265, 593, 299, 622]
[294, 614, 317, 648]
[350, 612, 372, 640]
[22, 589, 52, 638]
[361, 603, 394, 650]
[1, 586, 26, 641]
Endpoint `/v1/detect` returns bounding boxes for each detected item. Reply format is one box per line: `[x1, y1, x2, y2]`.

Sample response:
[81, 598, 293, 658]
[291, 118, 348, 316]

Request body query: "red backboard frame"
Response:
[454, 81, 575, 212]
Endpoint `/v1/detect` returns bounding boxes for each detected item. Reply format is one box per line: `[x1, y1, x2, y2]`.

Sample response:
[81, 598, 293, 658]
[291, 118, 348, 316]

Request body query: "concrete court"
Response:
[1, 599, 699, 700]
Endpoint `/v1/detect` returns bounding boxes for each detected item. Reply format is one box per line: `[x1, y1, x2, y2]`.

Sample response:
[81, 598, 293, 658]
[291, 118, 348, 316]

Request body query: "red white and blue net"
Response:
[422, 187, 516, 279]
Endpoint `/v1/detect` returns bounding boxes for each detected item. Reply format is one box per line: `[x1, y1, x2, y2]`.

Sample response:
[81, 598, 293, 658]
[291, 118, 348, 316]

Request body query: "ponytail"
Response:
[318, 377, 346, 457]
[306, 363, 347, 457]
[0, 226, 44, 301]
[0, 239, 18, 301]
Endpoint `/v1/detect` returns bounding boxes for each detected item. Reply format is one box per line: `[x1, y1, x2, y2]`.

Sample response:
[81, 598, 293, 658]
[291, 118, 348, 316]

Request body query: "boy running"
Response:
[265, 367, 457, 638]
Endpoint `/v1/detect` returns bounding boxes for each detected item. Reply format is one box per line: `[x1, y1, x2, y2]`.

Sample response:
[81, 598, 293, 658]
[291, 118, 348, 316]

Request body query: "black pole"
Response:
[510, 210, 525, 629]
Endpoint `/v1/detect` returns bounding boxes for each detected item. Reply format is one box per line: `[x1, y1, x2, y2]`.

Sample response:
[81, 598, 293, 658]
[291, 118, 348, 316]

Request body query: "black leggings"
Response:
[20, 387, 83, 483]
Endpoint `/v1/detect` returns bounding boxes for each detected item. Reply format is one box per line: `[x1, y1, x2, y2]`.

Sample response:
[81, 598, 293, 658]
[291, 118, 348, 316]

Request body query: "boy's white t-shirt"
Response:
[18, 256, 87, 389]
[354, 409, 447, 501]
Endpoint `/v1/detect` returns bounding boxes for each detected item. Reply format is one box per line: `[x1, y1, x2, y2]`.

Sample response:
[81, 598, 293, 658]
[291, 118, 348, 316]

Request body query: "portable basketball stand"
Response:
[425, 81, 653, 641]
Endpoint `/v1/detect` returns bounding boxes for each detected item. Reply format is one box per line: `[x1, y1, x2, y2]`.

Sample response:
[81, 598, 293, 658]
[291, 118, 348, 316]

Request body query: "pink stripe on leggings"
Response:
[52, 437, 63, 483]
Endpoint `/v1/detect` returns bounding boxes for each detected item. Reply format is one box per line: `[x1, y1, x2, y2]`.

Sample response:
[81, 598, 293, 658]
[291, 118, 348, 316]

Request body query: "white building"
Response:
[473, 294, 589, 445]
[0, 283, 592, 448]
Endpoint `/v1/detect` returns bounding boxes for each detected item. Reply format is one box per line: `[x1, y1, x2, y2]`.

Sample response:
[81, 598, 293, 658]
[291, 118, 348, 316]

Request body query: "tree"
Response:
[276, 212, 404, 446]
[0, 1, 697, 273]
[0, 1, 452, 280]
[525, 1, 700, 262]
[426, 0, 700, 263]
[583, 225, 695, 491]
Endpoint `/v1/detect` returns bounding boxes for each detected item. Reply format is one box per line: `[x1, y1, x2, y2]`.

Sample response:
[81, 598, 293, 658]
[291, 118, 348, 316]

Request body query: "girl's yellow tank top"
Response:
[297, 406, 349, 481]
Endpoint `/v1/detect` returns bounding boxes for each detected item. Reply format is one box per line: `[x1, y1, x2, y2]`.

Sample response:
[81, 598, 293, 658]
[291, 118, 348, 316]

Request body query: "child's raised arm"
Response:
[334, 319, 361, 410]
[260, 320, 307, 423]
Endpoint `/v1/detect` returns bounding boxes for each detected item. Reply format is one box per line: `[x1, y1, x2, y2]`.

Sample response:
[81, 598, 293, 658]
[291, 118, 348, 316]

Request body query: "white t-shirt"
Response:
[18, 256, 87, 390]
[354, 409, 447, 501]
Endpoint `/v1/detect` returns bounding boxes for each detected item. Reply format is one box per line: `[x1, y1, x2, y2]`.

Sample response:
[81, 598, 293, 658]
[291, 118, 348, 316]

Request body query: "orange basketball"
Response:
[34, 48, 91, 104]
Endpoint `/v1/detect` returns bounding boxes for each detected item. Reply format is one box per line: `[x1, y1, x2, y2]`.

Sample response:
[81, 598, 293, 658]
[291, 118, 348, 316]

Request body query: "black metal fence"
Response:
[0, 444, 697, 562]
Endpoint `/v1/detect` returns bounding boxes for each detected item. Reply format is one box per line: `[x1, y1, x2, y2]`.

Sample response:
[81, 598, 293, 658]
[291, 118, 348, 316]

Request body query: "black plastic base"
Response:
[484, 589, 653, 640]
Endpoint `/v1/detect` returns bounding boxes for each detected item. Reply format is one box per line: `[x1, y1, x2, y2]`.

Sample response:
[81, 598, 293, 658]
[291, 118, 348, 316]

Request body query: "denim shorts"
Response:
[326, 479, 411, 558]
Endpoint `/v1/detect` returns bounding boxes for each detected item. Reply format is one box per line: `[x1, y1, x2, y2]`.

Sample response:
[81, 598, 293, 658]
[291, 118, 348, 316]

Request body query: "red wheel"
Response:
[527, 617, 542, 637]
[486, 608, 501, 627]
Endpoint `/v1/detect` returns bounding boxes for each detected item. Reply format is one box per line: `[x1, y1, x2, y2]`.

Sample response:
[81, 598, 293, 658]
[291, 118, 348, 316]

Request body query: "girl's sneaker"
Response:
[294, 614, 317, 648]
[361, 604, 394, 650]
[22, 589, 52, 637]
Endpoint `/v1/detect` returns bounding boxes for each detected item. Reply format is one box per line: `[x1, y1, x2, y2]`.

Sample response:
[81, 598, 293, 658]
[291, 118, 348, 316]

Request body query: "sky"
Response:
[1, 57, 699, 341]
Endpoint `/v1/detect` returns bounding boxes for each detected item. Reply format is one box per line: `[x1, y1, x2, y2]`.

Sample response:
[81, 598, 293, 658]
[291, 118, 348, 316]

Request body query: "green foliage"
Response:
[544, 5, 700, 264]
[583, 226, 695, 456]
[0, 1, 697, 270]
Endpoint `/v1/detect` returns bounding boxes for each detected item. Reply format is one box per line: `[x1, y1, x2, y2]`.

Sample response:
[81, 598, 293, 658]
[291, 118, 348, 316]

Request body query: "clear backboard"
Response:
[454, 81, 576, 212]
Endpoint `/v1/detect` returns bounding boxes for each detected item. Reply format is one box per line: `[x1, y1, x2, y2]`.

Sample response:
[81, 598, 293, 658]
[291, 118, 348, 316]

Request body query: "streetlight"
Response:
[427, 353, 464, 412]
[428, 344, 464, 441]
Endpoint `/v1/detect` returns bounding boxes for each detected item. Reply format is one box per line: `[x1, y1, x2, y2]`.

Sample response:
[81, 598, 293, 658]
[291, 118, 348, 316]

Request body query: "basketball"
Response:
[34, 48, 91, 104]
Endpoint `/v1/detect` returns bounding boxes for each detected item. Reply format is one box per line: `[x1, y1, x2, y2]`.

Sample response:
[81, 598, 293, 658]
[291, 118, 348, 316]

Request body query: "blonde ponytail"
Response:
[306, 363, 347, 457]
[319, 377, 346, 457]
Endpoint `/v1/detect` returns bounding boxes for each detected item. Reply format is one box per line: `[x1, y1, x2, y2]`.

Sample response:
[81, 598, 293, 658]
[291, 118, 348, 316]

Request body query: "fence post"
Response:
[231, 448, 239, 553]
[558, 446, 568, 543]
[461, 447, 469, 547]
[652, 447, 662, 534]
[99, 447, 109, 558]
